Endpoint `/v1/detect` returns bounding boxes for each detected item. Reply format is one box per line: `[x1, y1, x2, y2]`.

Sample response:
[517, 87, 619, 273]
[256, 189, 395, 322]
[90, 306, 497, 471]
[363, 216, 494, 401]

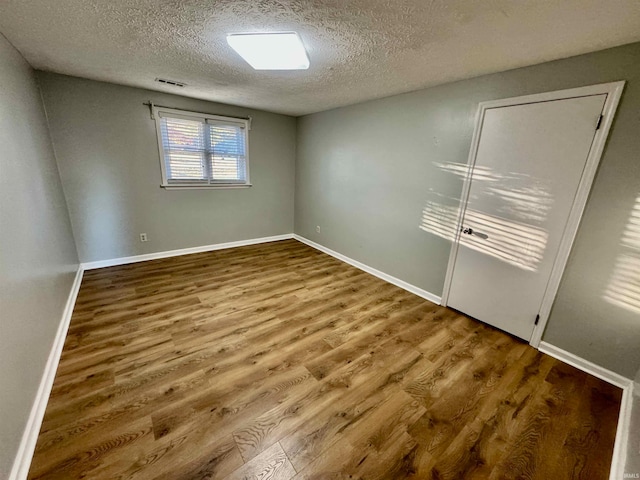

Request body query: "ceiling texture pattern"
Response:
[1, 0, 639, 116]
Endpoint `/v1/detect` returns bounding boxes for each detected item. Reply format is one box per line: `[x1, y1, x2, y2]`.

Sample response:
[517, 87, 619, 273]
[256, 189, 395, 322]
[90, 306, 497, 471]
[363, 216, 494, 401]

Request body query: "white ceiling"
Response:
[1, 0, 639, 116]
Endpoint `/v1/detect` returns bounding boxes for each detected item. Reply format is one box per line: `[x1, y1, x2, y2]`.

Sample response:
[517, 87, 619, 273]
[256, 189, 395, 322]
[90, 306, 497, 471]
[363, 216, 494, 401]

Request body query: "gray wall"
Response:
[295, 42, 640, 378]
[38, 73, 297, 264]
[0, 36, 78, 476]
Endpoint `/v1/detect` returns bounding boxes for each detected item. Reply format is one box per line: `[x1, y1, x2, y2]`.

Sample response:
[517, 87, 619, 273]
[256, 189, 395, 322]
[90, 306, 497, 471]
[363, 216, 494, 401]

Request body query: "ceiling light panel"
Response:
[226, 32, 309, 70]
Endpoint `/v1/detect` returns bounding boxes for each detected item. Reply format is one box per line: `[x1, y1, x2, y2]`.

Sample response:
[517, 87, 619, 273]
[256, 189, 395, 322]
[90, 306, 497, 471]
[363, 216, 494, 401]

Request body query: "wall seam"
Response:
[35, 75, 81, 264]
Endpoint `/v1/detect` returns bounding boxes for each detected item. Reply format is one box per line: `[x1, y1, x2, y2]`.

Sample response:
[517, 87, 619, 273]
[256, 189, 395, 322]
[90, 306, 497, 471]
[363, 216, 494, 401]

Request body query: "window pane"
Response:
[167, 151, 205, 180]
[162, 117, 204, 151]
[209, 123, 246, 181]
[161, 117, 206, 181]
[209, 124, 245, 155]
[211, 155, 246, 181]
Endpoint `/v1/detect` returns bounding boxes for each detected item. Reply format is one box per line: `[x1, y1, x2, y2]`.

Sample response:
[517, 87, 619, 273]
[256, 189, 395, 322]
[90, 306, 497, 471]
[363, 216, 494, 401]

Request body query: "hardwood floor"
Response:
[28, 239, 622, 479]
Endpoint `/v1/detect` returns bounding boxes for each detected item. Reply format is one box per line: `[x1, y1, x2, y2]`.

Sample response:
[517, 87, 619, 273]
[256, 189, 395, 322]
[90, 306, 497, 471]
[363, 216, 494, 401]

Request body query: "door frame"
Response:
[440, 81, 625, 347]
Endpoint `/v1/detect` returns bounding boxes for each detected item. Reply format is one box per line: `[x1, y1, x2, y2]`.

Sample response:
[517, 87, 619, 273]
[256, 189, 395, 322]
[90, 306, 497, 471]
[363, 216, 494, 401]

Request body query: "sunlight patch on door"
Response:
[420, 201, 548, 271]
[432, 162, 500, 183]
[419, 162, 551, 272]
[486, 183, 554, 223]
[604, 195, 640, 314]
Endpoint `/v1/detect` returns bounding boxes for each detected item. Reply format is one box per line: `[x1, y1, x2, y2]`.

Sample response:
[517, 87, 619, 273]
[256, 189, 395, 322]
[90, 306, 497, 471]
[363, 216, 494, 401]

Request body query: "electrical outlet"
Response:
[316, 226, 321, 233]
[140, 233, 148, 242]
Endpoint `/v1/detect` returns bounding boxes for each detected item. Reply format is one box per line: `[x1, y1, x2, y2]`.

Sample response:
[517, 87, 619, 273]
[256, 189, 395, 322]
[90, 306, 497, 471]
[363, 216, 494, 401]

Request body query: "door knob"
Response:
[461, 227, 488, 240]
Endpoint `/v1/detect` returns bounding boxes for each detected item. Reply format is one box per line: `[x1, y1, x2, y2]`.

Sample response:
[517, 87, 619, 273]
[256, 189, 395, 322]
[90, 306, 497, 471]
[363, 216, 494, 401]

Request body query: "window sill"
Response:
[161, 184, 253, 190]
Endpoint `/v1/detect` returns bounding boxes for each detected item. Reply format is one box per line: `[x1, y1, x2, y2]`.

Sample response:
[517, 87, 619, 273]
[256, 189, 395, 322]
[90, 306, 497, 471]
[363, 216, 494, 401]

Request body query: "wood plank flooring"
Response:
[28, 239, 622, 479]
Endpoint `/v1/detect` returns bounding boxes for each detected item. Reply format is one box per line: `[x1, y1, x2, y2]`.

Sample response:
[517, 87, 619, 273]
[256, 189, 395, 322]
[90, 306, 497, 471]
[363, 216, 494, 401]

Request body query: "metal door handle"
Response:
[461, 227, 488, 240]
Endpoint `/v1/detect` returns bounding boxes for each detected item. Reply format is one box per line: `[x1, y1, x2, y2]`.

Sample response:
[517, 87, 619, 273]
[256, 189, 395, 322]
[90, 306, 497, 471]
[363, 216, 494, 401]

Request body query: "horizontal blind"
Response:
[208, 122, 247, 183]
[158, 112, 248, 185]
[160, 116, 206, 182]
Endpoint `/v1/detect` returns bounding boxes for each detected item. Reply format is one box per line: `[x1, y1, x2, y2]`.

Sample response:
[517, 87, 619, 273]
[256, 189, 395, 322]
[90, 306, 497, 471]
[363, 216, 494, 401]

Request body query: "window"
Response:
[154, 106, 250, 188]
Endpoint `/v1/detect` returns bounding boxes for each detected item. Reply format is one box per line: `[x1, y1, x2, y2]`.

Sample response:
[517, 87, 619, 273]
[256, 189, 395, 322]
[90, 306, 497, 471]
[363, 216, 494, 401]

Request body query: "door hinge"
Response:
[534, 314, 540, 325]
[596, 114, 603, 130]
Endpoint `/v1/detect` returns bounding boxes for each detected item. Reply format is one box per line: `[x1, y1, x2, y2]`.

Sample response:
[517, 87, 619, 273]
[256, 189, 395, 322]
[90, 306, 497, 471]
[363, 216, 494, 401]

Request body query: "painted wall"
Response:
[0, 36, 78, 476]
[295, 42, 640, 378]
[37, 73, 296, 264]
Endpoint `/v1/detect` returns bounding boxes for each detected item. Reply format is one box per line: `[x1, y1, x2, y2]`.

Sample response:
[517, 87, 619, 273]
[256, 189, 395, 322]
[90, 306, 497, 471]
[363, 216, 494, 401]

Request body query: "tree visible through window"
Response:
[154, 107, 250, 187]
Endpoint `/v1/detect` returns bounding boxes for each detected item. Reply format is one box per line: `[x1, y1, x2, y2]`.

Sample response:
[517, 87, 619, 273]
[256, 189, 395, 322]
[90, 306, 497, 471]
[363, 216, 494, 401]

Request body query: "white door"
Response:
[446, 94, 607, 340]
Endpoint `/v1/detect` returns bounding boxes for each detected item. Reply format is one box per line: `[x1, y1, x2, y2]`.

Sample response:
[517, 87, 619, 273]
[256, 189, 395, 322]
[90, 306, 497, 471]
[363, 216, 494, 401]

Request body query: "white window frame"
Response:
[153, 106, 251, 189]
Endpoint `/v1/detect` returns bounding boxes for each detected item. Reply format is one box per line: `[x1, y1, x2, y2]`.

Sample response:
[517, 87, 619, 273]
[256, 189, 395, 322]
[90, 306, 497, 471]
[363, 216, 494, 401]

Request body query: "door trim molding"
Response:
[440, 81, 625, 348]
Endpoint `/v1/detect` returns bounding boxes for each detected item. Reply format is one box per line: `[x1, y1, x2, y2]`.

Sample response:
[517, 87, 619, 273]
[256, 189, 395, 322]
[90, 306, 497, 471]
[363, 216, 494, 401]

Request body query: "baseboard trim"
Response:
[538, 342, 632, 389]
[9, 265, 84, 480]
[293, 235, 441, 305]
[610, 382, 634, 480]
[538, 342, 633, 480]
[81, 234, 295, 270]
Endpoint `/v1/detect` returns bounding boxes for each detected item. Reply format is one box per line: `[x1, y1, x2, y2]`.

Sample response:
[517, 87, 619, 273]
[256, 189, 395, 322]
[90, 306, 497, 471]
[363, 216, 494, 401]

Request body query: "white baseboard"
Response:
[81, 234, 294, 270]
[9, 266, 84, 480]
[538, 342, 632, 389]
[293, 234, 441, 305]
[538, 342, 633, 480]
[611, 383, 634, 480]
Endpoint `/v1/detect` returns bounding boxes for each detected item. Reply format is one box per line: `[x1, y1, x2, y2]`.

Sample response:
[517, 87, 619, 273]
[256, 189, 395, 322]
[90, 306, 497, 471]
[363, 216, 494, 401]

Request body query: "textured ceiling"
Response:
[1, 0, 639, 116]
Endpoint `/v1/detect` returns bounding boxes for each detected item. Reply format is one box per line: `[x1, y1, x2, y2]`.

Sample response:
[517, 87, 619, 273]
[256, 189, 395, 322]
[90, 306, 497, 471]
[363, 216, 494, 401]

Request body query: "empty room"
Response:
[2, 1, 640, 479]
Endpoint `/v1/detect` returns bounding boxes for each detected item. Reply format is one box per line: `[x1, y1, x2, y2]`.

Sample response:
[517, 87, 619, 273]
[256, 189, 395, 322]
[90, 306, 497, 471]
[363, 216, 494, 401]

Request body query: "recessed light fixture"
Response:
[226, 32, 309, 70]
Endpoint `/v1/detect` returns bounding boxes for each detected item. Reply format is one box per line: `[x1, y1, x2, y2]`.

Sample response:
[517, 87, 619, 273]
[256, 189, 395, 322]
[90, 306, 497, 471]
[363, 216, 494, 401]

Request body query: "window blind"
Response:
[156, 109, 249, 186]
